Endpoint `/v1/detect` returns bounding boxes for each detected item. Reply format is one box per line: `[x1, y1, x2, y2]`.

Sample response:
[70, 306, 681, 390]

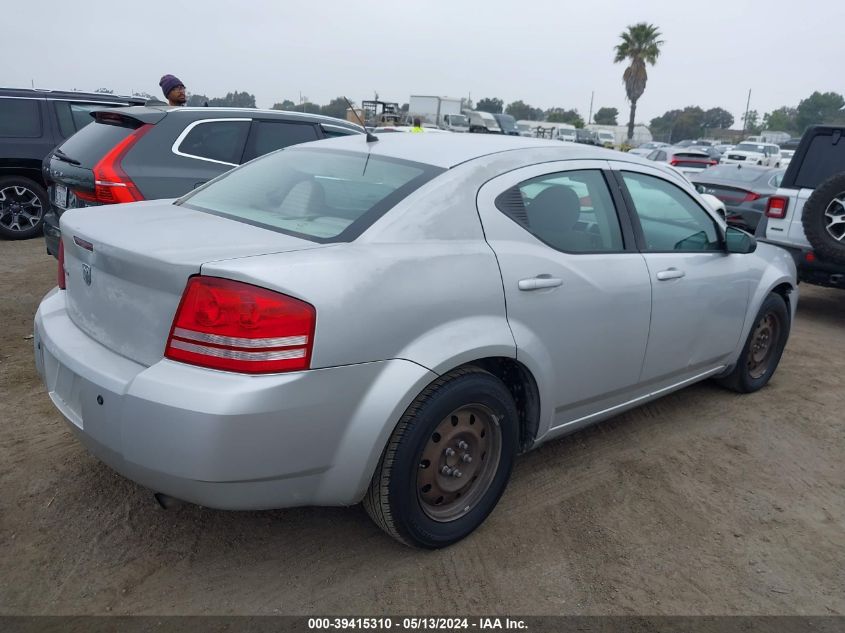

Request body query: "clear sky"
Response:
[3, 0, 842, 126]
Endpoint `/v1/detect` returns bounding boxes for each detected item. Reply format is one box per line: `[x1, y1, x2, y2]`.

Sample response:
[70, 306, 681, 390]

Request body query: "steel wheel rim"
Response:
[823, 193, 845, 243]
[0, 185, 43, 232]
[416, 404, 502, 523]
[747, 312, 780, 380]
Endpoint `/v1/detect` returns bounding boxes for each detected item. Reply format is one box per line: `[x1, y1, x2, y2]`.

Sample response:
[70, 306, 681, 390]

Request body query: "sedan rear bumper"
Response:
[34, 288, 436, 509]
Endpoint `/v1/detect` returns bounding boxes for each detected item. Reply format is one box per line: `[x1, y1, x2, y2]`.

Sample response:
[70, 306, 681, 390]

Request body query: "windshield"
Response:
[494, 115, 516, 131]
[446, 115, 467, 127]
[178, 148, 444, 242]
[735, 143, 766, 153]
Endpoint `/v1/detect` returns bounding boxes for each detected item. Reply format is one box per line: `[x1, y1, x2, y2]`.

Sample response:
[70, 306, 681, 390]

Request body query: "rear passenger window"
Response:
[495, 170, 624, 253]
[70, 103, 108, 131]
[54, 102, 76, 138]
[242, 121, 320, 161]
[176, 120, 250, 165]
[0, 98, 42, 137]
[56, 102, 111, 138]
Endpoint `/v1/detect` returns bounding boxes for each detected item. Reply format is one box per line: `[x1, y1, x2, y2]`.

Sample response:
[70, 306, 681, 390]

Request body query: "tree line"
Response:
[100, 81, 845, 145]
[649, 91, 845, 142]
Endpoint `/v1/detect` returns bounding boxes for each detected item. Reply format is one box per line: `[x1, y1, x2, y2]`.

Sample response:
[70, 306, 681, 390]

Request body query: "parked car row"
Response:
[42, 106, 362, 255]
[0, 88, 364, 245]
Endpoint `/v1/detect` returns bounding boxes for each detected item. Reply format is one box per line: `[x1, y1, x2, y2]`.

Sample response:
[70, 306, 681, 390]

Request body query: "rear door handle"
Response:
[518, 276, 563, 291]
[656, 268, 686, 281]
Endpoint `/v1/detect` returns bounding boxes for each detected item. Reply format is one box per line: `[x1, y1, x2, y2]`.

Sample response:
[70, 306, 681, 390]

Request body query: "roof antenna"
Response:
[344, 96, 378, 143]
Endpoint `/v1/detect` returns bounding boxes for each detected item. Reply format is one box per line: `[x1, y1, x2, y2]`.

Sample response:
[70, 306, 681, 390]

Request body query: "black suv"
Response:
[0, 88, 146, 239]
[43, 106, 362, 256]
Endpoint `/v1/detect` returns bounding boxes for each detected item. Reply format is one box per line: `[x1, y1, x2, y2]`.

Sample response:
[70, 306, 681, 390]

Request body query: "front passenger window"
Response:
[622, 171, 721, 252]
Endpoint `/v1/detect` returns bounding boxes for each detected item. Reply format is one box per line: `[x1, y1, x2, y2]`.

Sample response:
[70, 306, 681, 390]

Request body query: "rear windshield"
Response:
[735, 143, 766, 153]
[700, 165, 768, 182]
[56, 121, 134, 167]
[178, 148, 444, 242]
[791, 133, 845, 189]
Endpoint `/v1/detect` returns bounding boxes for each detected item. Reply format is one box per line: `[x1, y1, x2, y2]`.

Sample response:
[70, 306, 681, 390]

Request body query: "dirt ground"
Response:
[0, 237, 843, 616]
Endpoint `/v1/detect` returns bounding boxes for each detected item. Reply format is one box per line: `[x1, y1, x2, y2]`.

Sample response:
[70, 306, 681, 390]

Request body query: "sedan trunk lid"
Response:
[59, 200, 328, 366]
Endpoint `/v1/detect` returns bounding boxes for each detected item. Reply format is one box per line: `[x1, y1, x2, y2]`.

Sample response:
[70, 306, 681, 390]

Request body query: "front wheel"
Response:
[364, 367, 518, 548]
[716, 293, 790, 393]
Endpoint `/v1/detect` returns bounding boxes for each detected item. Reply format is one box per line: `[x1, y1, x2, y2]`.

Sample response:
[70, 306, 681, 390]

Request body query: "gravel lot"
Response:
[1, 237, 843, 616]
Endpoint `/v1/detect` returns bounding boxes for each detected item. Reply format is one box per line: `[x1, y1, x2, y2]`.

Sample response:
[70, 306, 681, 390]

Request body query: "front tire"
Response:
[0, 176, 48, 240]
[716, 293, 790, 393]
[364, 367, 518, 548]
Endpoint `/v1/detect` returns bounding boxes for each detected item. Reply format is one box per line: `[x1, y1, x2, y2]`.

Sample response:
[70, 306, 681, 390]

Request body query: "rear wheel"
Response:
[364, 367, 518, 548]
[716, 293, 790, 393]
[0, 176, 47, 240]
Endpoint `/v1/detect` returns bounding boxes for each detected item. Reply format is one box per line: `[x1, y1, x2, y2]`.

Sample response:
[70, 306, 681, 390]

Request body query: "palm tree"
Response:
[614, 23, 664, 141]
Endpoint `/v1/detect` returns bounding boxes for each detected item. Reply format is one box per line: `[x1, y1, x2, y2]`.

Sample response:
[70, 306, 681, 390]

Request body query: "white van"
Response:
[595, 129, 615, 148]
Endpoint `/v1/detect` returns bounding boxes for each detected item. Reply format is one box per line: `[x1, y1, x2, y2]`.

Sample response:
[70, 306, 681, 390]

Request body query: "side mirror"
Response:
[725, 226, 757, 254]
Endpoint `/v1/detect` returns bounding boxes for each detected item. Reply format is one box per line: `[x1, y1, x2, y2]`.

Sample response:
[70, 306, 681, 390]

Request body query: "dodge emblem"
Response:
[81, 263, 92, 286]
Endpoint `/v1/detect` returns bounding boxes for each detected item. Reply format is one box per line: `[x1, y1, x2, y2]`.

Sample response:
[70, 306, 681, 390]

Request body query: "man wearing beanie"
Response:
[159, 74, 186, 107]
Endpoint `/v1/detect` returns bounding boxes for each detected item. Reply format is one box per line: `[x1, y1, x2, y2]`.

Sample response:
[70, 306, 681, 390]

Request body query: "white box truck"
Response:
[408, 95, 469, 132]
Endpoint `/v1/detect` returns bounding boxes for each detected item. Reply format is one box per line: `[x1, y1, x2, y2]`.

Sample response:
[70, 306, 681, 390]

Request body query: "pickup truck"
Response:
[758, 125, 845, 289]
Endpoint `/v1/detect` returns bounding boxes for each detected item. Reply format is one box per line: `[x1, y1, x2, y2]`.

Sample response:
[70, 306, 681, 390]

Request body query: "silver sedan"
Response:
[35, 134, 797, 548]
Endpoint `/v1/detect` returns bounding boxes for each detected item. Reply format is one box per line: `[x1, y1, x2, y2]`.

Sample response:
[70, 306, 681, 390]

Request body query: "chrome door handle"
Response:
[518, 276, 563, 291]
[656, 268, 686, 281]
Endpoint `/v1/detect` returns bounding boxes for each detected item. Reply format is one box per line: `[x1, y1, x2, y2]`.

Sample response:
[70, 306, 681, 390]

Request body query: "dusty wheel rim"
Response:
[747, 311, 781, 380]
[823, 193, 845, 243]
[416, 404, 502, 523]
[0, 185, 43, 233]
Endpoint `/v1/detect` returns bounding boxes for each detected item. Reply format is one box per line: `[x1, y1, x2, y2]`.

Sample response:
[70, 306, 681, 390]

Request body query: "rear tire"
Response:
[364, 366, 518, 549]
[801, 172, 845, 264]
[716, 293, 790, 393]
[0, 176, 47, 240]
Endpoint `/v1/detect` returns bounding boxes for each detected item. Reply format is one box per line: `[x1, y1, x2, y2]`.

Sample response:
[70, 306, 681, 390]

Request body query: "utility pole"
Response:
[588, 91, 594, 125]
[742, 89, 752, 136]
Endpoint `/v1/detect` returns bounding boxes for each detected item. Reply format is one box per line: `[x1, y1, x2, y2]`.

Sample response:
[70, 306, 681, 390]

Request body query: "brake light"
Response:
[57, 239, 66, 290]
[76, 124, 153, 204]
[165, 277, 316, 374]
[708, 160, 718, 166]
[669, 159, 679, 166]
[805, 251, 816, 263]
[743, 192, 761, 202]
[766, 196, 789, 219]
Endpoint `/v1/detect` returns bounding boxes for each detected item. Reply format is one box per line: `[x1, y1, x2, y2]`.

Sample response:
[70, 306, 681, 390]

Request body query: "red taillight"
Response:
[743, 192, 761, 202]
[669, 159, 679, 166]
[708, 160, 718, 166]
[805, 251, 816, 262]
[76, 124, 153, 204]
[57, 239, 66, 290]
[165, 277, 316, 374]
[766, 196, 788, 219]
